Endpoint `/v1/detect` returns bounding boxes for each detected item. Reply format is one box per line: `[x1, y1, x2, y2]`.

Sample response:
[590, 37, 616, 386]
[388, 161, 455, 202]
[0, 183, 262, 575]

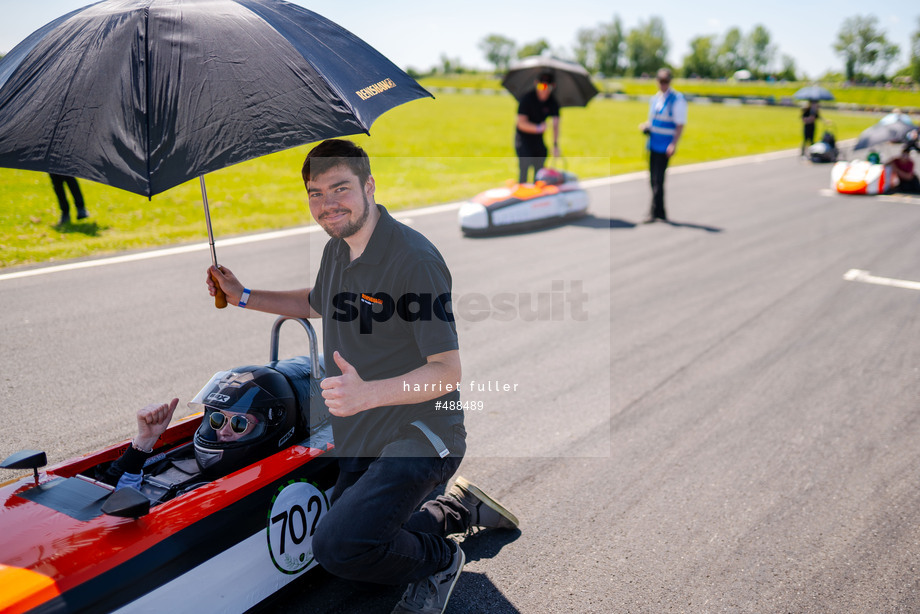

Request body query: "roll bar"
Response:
[269, 316, 320, 367]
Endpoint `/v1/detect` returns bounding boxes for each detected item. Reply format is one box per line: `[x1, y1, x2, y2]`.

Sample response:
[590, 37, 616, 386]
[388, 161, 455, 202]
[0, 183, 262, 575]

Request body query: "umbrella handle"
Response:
[200, 175, 228, 309]
[211, 268, 228, 309]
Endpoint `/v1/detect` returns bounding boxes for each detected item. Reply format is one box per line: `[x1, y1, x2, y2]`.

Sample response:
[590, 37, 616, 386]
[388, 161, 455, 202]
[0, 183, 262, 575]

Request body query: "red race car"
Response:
[1, 317, 337, 614]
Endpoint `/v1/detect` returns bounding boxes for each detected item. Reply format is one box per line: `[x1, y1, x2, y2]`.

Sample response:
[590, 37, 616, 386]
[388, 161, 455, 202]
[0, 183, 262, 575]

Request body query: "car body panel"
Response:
[1, 415, 336, 614]
[832, 160, 894, 195]
[459, 175, 589, 236]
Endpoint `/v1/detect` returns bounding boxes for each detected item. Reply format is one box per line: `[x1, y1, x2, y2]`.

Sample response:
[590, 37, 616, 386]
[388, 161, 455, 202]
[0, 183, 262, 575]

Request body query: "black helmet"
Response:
[190, 366, 297, 476]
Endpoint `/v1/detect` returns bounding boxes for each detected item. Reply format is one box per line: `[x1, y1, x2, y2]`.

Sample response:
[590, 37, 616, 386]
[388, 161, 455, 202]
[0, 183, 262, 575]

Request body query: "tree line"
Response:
[3, 15, 919, 85]
[476, 14, 920, 84]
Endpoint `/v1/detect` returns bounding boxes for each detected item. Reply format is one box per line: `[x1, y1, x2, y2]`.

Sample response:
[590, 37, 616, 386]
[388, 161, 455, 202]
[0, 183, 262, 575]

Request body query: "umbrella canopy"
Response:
[501, 56, 598, 108]
[0, 0, 431, 197]
[878, 112, 916, 127]
[793, 86, 834, 101]
[854, 114, 918, 150]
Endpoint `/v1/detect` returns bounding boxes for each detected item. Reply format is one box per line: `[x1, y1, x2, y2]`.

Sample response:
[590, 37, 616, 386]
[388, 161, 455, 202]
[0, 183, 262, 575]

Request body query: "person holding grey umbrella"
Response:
[514, 70, 561, 183]
[502, 56, 598, 184]
[801, 101, 820, 156]
[792, 86, 833, 157]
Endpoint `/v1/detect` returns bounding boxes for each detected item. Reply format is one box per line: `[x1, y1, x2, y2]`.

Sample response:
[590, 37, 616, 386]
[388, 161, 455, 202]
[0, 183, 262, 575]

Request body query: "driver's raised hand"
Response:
[134, 398, 179, 451]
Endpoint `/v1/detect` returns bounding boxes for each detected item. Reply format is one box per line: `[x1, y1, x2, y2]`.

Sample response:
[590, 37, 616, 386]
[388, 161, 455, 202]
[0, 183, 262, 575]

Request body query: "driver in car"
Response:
[96, 366, 299, 492]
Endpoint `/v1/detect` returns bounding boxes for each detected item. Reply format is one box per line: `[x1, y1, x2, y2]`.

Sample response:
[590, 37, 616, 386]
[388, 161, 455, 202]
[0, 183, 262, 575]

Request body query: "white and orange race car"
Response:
[0, 317, 336, 614]
[831, 160, 896, 195]
[458, 168, 589, 236]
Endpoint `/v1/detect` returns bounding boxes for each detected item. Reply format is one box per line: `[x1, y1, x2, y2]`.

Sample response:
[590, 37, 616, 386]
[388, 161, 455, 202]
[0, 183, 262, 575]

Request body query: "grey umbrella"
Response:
[0, 0, 431, 306]
[793, 85, 834, 101]
[854, 114, 918, 150]
[501, 56, 599, 108]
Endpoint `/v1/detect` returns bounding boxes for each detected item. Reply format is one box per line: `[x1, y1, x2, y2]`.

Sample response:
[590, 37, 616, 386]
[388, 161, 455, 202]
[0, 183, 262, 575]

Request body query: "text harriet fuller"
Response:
[402, 381, 520, 392]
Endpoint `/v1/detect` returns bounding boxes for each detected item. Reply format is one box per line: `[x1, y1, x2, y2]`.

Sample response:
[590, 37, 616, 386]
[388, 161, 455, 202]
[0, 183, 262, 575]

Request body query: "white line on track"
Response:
[0, 225, 326, 282]
[843, 269, 920, 292]
[0, 202, 471, 283]
[0, 145, 829, 283]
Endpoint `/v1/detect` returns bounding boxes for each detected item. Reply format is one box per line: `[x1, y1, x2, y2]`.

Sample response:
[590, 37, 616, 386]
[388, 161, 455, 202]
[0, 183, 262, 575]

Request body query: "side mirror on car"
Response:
[1, 449, 48, 486]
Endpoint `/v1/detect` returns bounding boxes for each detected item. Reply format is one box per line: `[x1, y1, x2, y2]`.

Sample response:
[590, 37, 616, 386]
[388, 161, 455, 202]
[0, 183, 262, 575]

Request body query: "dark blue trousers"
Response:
[649, 150, 670, 220]
[312, 426, 469, 585]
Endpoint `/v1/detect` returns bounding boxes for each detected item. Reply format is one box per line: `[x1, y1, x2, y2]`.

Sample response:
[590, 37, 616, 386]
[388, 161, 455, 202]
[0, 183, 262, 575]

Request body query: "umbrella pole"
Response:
[200, 175, 228, 309]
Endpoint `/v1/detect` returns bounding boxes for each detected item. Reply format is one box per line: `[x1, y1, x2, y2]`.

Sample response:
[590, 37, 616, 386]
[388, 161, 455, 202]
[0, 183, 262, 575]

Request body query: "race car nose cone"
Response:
[458, 202, 488, 230]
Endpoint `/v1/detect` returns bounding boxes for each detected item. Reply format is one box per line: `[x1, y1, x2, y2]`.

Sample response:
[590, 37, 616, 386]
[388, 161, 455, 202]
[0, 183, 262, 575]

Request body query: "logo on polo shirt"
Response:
[332, 291, 454, 334]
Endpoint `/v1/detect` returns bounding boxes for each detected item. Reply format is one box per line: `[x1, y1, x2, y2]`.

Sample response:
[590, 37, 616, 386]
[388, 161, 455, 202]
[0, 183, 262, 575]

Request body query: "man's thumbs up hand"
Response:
[321, 351, 370, 417]
[333, 351, 357, 375]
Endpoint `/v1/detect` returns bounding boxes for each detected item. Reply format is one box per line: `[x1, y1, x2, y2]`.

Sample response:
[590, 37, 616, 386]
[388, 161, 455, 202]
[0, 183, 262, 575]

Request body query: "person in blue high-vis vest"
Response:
[639, 68, 687, 223]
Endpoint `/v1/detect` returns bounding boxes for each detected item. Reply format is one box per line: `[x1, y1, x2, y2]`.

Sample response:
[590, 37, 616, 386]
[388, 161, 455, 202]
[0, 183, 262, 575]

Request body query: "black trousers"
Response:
[802, 124, 816, 154]
[49, 174, 85, 215]
[311, 425, 468, 585]
[649, 151, 670, 220]
[515, 136, 547, 184]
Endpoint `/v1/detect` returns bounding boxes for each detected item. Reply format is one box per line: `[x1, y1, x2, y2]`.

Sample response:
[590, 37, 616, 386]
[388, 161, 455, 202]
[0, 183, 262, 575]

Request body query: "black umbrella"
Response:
[854, 114, 918, 150]
[0, 0, 430, 196]
[0, 0, 430, 306]
[793, 85, 834, 101]
[501, 56, 598, 108]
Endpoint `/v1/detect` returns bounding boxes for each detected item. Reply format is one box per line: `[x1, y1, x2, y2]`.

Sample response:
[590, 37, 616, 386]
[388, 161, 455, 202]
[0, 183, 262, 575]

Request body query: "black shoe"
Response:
[76, 208, 89, 220]
[449, 476, 519, 531]
[391, 541, 465, 614]
[57, 215, 71, 226]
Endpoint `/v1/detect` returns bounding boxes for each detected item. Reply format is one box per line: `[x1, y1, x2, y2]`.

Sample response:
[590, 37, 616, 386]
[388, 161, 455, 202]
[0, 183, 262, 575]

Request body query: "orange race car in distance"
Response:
[459, 167, 589, 236]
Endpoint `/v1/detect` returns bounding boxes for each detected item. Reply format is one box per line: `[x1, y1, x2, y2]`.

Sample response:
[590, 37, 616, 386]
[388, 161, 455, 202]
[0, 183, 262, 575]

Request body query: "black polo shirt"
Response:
[309, 205, 461, 471]
[516, 89, 560, 152]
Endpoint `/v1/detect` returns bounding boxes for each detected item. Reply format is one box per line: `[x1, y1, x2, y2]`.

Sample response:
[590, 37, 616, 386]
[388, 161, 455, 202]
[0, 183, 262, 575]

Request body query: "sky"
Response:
[0, 1, 918, 79]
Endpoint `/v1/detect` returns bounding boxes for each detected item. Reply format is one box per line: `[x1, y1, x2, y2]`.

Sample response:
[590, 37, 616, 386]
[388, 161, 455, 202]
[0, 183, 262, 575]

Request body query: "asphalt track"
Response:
[2, 151, 920, 613]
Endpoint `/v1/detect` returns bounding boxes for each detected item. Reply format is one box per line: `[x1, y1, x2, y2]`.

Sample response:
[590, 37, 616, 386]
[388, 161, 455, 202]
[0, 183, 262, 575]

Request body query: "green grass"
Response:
[0, 93, 878, 269]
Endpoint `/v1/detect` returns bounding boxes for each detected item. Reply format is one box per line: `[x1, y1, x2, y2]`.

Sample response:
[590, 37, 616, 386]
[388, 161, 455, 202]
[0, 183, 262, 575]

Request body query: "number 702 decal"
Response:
[267, 480, 330, 574]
